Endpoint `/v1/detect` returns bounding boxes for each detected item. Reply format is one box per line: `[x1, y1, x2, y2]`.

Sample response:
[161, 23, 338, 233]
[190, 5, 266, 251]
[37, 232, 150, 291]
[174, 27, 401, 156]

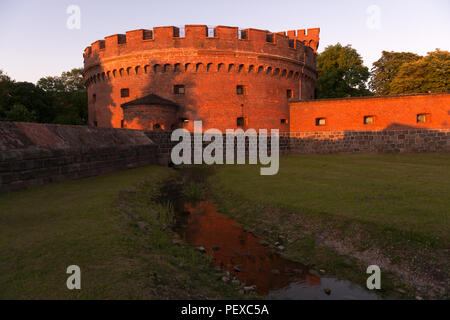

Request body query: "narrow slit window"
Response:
[237, 117, 247, 127]
[174, 85, 185, 95]
[236, 85, 246, 95]
[315, 118, 326, 126]
[120, 88, 130, 98]
[417, 113, 430, 123]
[281, 119, 288, 124]
[287, 89, 293, 98]
[364, 115, 375, 125]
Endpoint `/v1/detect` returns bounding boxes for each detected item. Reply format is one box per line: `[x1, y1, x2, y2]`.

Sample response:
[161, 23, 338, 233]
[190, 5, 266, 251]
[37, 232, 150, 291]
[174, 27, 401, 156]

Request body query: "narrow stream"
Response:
[174, 200, 380, 300]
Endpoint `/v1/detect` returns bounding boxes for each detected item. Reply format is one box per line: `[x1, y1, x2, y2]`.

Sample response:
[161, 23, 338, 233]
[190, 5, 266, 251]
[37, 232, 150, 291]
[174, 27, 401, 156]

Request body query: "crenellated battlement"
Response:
[284, 28, 320, 53]
[83, 25, 320, 67]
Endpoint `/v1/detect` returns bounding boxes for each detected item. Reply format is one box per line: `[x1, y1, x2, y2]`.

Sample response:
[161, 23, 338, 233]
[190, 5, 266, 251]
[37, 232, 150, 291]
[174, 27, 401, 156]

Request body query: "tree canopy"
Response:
[0, 68, 87, 124]
[370, 49, 449, 95]
[315, 43, 371, 99]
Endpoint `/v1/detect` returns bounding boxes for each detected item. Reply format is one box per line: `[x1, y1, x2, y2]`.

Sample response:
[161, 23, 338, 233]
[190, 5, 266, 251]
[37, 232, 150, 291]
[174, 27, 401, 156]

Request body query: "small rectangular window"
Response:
[281, 119, 288, 124]
[266, 33, 274, 43]
[287, 89, 293, 98]
[236, 85, 246, 95]
[315, 118, 326, 126]
[237, 117, 247, 127]
[288, 39, 295, 48]
[239, 30, 248, 40]
[120, 120, 124, 128]
[417, 113, 430, 123]
[121, 88, 130, 98]
[364, 115, 375, 125]
[174, 85, 185, 95]
[92, 94, 96, 103]
[93, 121, 98, 127]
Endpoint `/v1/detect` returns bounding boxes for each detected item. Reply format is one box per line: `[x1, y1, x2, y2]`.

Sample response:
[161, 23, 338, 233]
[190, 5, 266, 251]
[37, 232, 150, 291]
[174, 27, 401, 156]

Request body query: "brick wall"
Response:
[290, 93, 450, 132]
[146, 128, 448, 165]
[0, 122, 158, 193]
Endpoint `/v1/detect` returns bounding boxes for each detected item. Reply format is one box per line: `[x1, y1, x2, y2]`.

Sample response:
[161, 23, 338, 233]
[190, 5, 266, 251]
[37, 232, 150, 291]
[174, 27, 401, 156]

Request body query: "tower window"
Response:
[174, 85, 185, 95]
[315, 118, 326, 126]
[239, 30, 248, 40]
[92, 94, 96, 103]
[121, 88, 130, 98]
[287, 89, 293, 98]
[417, 113, 430, 123]
[364, 115, 375, 125]
[281, 119, 288, 124]
[236, 85, 246, 95]
[266, 33, 274, 43]
[237, 117, 247, 127]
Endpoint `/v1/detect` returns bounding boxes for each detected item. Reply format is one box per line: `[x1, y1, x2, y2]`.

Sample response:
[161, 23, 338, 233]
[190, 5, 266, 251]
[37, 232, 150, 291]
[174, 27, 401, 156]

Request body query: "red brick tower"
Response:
[83, 25, 320, 131]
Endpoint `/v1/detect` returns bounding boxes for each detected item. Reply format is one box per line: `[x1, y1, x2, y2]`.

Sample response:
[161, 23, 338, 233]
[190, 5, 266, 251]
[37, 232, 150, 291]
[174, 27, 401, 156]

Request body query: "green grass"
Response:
[0, 166, 242, 299]
[213, 153, 450, 244]
[209, 153, 450, 298]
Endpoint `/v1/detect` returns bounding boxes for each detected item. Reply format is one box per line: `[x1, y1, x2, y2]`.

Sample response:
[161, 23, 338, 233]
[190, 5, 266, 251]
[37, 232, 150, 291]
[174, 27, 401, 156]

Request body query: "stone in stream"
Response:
[244, 285, 256, 292]
[195, 246, 206, 253]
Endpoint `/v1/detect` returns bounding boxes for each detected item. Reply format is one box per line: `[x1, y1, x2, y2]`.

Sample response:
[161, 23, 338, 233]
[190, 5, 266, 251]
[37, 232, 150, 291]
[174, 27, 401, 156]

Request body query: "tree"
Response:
[37, 68, 87, 124]
[369, 51, 421, 95]
[315, 43, 371, 99]
[389, 50, 450, 94]
[0, 68, 87, 125]
[3, 104, 38, 122]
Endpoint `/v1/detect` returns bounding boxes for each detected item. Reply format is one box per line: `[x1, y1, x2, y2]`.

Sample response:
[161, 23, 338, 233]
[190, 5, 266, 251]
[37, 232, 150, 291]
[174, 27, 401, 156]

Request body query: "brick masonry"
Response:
[289, 93, 450, 132]
[0, 122, 448, 193]
[0, 122, 158, 193]
[83, 25, 319, 131]
[146, 128, 449, 164]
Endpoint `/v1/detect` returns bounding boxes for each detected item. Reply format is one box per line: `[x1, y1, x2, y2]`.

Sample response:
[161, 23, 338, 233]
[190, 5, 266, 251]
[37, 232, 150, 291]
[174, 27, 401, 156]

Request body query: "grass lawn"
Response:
[0, 166, 242, 299]
[209, 153, 450, 298]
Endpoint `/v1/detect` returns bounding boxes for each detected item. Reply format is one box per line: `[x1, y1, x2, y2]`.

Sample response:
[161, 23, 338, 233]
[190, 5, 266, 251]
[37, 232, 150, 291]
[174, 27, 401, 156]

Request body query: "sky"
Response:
[0, 0, 449, 83]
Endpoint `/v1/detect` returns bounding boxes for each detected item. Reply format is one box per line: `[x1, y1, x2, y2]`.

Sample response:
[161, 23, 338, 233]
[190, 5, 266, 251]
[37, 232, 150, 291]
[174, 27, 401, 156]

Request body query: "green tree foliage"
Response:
[316, 43, 371, 99]
[389, 50, 450, 94]
[0, 68, 87, 124]
[37, 68, 88, 125]
[3, 104, 38, 122]
[370, 50, 449, 95]
[370, 51, 421, 95]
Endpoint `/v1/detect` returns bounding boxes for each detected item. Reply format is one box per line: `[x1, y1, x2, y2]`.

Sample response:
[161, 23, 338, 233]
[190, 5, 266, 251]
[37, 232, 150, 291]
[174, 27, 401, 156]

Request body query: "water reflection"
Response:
[174, 201, 379, 300]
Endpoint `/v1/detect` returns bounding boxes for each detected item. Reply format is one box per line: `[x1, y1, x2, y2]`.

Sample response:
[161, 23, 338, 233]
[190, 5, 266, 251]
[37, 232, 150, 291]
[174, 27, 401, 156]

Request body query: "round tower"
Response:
[83, 25, 319, 131]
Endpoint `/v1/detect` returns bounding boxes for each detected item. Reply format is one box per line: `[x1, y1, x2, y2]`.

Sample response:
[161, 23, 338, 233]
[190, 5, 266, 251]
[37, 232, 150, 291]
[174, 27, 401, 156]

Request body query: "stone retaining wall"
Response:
[0, 122, 158, 193]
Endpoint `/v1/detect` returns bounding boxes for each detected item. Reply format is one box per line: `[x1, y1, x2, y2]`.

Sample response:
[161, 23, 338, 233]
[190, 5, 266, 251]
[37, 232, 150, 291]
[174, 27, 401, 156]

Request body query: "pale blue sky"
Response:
[0, 0, 449, 83]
